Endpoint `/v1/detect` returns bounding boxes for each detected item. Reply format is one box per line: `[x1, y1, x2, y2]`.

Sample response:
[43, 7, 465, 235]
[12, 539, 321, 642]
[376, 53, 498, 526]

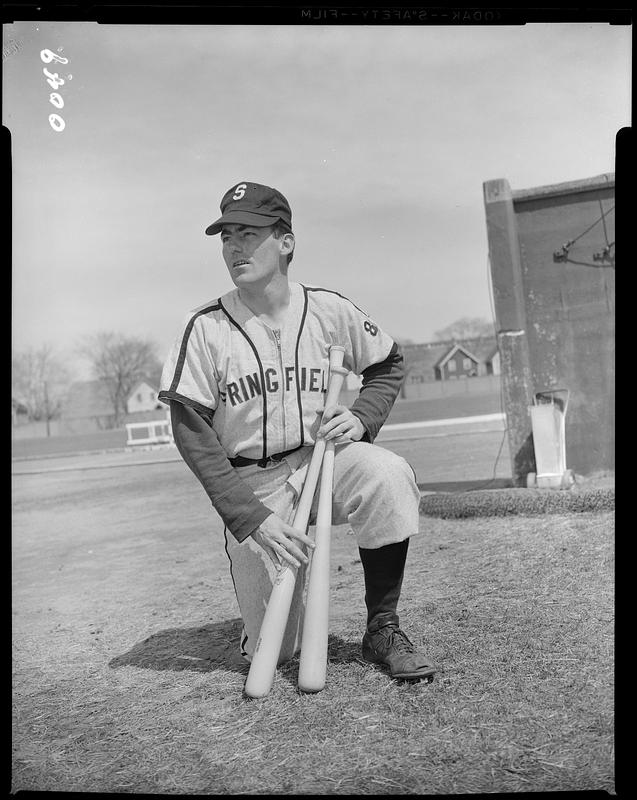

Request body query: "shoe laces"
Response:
[375, 624, 415, 654]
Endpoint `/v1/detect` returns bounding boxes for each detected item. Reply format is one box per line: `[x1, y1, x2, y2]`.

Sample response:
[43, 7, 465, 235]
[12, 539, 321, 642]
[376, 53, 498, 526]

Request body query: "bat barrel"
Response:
[243, 566, 297, 698]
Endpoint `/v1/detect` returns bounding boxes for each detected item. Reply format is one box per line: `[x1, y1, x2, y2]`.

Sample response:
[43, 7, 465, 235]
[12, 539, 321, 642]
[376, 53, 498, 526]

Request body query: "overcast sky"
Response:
[4, 21, 630, 378]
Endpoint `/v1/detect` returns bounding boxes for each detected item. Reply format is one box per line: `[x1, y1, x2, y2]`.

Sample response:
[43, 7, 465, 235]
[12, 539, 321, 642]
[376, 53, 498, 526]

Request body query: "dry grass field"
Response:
[11, 430, 614, 795]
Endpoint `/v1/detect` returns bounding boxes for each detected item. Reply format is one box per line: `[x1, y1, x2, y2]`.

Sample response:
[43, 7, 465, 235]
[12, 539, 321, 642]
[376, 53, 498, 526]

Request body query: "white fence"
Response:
[125, 418, 173, 447]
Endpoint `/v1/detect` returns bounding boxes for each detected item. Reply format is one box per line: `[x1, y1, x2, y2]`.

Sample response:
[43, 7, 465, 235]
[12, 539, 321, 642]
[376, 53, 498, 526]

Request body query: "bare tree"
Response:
[11, 345, 74, 435]
[79, 332, 162, 426]
[434, 316, 495, 341]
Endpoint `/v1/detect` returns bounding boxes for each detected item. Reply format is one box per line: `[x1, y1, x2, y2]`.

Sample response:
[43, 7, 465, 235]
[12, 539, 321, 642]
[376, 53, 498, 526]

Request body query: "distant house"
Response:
[400, 337, 500, 385]
[461, 338, 500, 376]
[435, 343, 480, 380]
[60, 380, 117, 433]
[127, 381, 162, 414]
[60, 378, 166, 434]
[402, 346, 447, 385]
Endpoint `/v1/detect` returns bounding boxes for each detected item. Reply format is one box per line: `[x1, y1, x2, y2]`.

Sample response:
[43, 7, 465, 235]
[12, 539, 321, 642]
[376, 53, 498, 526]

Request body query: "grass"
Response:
[12, 453, 614, 795]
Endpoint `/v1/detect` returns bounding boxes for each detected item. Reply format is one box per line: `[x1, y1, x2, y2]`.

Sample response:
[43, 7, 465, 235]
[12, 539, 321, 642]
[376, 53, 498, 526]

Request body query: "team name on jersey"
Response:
[225, 366, 328, 407]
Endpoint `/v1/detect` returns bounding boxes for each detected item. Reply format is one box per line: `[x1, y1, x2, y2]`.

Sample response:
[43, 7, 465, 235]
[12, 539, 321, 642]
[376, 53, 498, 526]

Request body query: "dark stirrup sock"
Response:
[359, 538, 410, 628]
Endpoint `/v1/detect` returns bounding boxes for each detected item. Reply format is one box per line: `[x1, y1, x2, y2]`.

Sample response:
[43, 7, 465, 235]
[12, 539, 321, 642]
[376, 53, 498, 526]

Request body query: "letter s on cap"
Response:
[232, 184, 247, 200]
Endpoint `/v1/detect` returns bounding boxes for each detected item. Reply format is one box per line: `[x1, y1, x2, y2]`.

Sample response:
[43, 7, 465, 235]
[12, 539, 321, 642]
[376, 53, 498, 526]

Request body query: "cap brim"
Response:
[205, 210, 282, 236]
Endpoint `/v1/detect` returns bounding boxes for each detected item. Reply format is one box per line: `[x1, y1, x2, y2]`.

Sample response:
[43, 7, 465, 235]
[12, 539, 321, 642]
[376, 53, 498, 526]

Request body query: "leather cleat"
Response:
[362, 613, 437, 681]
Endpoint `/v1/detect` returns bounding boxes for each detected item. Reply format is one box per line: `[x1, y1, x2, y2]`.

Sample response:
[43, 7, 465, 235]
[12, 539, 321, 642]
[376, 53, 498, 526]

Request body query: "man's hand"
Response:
[251, 513, 315, 571]
[317, 404, 365, 443]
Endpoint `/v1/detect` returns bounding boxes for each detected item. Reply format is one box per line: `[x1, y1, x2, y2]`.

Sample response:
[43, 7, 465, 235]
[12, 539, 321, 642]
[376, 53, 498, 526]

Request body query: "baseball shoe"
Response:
[362, 612, 436, 681]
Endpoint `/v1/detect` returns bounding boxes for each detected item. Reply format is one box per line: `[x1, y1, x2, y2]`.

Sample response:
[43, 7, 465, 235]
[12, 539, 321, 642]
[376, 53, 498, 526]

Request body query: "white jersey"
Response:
[159, 281, 395, 461]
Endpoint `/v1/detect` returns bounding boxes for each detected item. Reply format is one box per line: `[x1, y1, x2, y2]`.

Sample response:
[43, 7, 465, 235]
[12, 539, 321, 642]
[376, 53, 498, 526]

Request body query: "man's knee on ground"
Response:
[354, 443, 416, 492]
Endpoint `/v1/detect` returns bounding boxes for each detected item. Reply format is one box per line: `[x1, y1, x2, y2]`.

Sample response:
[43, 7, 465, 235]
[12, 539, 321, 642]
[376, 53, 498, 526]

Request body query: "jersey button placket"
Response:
[272, 328, 287, 454]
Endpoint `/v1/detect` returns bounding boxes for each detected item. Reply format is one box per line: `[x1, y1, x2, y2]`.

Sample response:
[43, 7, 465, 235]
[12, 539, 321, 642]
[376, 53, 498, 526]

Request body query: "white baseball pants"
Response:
[222, 441, 421, 663]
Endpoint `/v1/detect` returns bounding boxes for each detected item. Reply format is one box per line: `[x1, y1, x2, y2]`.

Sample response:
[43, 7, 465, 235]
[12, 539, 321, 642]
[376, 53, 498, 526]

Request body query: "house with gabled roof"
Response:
[401, 346, 446, 386]
[59, 378, 166, 434]
[398, 336, 500, 396]
[465, 338, 500, 376]
[127, 381, 162, 414]
[435, 343, 481, 380]
[60, 379, 116, 433]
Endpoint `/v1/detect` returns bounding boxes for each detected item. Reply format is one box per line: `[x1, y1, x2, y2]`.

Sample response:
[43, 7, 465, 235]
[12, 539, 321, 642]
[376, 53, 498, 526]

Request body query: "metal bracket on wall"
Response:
[552, 202, 615, 265]
[552, 242, 573, 263]
[593, 243, 615, 264]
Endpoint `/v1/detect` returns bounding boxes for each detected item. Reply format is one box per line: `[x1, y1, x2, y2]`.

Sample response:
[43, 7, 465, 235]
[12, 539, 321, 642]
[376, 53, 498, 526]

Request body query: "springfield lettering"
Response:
[226, 366, 327, 407]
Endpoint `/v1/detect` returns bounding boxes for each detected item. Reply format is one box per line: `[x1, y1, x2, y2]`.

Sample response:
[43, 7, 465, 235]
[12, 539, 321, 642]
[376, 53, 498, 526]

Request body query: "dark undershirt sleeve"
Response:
[350, 343, 404, 443]
[169, 400, 272, 542]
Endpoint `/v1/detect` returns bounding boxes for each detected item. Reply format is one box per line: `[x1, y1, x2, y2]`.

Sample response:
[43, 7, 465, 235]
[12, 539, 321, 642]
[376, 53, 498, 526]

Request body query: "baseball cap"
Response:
[205, 181, 292, 235]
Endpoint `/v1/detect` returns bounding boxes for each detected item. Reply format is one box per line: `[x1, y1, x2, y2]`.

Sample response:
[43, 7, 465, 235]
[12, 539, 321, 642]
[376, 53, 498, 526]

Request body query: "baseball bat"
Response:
[297, 430, 337, 692]
[243, 346, 347, 699]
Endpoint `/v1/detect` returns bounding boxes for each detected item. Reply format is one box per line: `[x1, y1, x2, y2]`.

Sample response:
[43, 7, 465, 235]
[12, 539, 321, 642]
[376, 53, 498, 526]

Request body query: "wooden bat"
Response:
[297, 423, 339, 693]
[243, 346, 347, 699]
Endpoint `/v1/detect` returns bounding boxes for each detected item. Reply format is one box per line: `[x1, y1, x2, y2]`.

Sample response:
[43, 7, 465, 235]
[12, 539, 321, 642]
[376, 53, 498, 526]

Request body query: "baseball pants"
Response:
[222, 441, 421, 663]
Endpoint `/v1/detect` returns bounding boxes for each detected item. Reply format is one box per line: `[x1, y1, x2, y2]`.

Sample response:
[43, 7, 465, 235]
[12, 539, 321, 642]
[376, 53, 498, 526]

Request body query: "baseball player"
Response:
[159, 181, 436, 682]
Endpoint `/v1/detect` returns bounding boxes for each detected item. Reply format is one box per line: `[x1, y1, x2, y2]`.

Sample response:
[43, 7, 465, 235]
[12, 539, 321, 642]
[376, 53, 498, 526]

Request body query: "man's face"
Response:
[220, 224, 284, 288]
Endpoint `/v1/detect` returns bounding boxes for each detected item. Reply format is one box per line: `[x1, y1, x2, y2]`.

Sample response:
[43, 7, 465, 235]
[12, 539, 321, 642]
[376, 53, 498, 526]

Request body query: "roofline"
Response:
[436, 343, 481, 368]
[129, 379, 159, 394]
[512, 172, 614, 204]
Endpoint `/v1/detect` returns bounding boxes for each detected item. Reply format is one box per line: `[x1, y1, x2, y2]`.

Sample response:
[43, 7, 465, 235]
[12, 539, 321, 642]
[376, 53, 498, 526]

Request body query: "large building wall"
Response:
[484, 173, 615, 482]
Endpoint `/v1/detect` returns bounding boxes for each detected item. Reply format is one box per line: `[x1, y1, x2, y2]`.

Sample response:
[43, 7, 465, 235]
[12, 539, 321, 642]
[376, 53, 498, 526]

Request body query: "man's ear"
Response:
[279, 232, 295, 255]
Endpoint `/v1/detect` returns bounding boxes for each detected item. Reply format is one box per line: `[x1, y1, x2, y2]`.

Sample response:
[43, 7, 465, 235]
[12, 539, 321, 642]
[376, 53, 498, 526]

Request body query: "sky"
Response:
[4, 20, 631, 379]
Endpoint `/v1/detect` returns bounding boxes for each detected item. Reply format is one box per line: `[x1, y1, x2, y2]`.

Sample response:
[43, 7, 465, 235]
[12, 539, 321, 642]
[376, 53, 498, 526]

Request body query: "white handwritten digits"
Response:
[43, 67, 65, 90]
[40, 49, 68, 132]
[232, 183, 247, 200]
[48, 114, 65, 132]
[40, 48, 68, 64]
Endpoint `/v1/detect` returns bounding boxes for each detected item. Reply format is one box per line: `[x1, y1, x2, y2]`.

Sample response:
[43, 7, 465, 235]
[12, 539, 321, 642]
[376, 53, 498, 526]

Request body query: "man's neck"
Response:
[238, 275, 291, 327]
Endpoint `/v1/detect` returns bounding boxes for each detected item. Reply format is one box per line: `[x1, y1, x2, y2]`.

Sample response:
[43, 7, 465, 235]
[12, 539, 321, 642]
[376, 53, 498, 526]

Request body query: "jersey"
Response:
[158, 281, 396, 462]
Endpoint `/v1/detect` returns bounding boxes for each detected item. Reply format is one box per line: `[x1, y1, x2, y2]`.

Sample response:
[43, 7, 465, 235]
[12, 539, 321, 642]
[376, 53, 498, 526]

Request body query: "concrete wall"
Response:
[484, 173, 615, 482]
